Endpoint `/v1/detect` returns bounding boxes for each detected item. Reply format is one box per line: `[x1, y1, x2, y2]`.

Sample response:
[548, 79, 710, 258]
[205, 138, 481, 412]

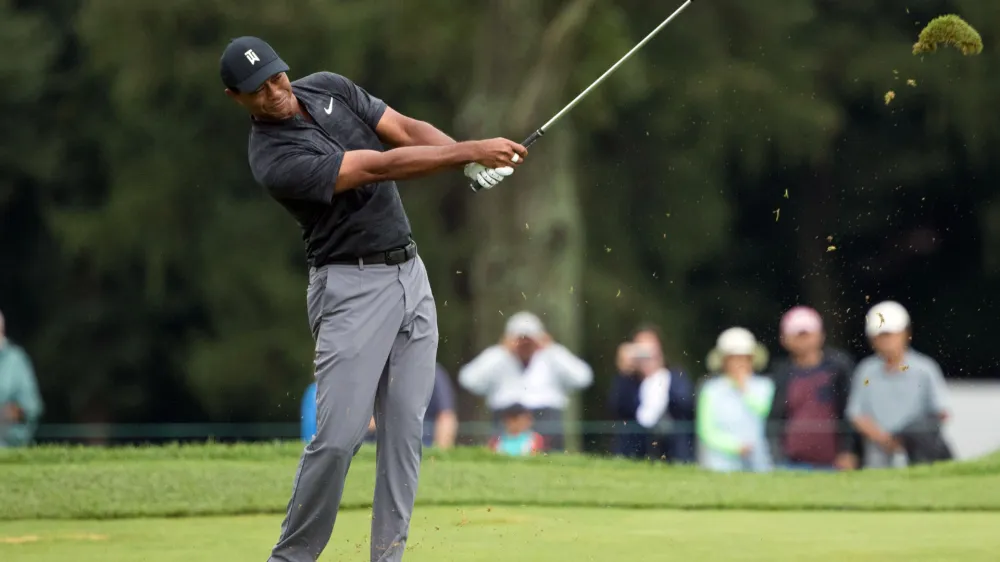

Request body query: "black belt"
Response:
[326, 241, 417, 266]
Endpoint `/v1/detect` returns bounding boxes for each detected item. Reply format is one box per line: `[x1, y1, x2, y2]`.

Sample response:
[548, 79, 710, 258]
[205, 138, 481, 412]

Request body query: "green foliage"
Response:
[3, 1, 1000, 430]
[913, 14, 983, 56]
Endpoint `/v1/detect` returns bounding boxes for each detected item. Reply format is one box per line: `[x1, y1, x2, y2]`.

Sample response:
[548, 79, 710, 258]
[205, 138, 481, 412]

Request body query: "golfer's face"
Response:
[236, 72, 295, 119]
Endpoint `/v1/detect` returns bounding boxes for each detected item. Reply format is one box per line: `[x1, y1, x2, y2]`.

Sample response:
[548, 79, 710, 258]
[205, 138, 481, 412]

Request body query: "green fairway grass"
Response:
[3, 442, 1000, 520]
[2, 508, 999, 561]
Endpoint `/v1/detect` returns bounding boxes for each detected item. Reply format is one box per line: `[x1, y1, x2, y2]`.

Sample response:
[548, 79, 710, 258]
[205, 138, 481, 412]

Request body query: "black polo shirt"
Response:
[247, 72, 412, 266]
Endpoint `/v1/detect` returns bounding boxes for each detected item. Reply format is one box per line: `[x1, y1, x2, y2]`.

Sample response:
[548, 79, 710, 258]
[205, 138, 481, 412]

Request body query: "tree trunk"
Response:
[456, 0, 592, 450]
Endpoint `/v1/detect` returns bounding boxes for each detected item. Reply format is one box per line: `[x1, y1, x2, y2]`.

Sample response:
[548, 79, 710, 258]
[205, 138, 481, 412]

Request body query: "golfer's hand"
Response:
[471, 138, 527, 169]
[464, 162, 513, 190]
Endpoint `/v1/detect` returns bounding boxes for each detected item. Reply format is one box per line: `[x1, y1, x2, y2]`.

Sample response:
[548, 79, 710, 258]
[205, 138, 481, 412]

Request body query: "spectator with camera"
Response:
[609, 324, 695, 462]
[458, 311, 592, 452]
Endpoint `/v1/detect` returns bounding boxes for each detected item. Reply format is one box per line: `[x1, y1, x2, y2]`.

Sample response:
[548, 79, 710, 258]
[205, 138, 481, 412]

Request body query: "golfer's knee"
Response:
[308, 433, 364, 460]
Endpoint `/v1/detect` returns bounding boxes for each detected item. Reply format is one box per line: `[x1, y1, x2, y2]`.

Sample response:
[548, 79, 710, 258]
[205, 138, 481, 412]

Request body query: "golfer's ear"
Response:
[224, 88, 238, 100]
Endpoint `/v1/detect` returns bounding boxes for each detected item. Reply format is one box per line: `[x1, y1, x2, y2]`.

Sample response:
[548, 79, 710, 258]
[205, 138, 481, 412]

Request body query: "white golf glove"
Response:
[464, 160, 516, 190]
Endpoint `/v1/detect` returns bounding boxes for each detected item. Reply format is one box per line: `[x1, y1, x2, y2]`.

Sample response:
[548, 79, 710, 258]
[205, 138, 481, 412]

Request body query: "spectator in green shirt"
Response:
[0, 309, 44, 447]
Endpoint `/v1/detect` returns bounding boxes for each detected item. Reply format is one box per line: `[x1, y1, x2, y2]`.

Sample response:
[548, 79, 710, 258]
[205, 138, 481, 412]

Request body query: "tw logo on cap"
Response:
[245, 49, 260, 64]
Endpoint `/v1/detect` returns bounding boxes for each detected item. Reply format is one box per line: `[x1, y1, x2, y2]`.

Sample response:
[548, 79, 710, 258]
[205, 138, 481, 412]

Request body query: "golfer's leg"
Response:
[269, 265, 404, 562]
[370, 258, 439, 562]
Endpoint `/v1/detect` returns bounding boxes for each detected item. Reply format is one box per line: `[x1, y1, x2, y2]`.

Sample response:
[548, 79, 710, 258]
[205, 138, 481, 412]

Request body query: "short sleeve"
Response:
[845, 363, 869, 420]
[320, 72, 387, 131]
[924, 359, 950, 415]
[251, 146, 342, 204]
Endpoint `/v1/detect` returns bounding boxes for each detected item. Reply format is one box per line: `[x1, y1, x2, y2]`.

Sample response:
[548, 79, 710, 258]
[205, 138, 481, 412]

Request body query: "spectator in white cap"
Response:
[696, 327, 775, 472]
[458, 311, 593, 451]
[846, 301, 952, 468]
[767, 306, 860, 471]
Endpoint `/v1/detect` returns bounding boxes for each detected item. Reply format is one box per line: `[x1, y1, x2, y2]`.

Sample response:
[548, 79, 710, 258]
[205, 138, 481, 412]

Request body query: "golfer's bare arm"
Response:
[374, 107, 456, 147]
[331, 107, 478, 193]
[335, 144, 477, 194]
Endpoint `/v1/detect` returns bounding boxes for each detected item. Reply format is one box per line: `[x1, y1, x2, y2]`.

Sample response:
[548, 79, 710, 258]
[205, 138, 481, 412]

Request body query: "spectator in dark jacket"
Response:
[609, 324, 695, 463]
[768, 306, 859, 471]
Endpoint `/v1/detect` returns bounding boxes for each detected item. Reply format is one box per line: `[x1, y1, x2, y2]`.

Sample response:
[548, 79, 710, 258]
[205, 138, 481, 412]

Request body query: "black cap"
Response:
[220, 36, 290, 93]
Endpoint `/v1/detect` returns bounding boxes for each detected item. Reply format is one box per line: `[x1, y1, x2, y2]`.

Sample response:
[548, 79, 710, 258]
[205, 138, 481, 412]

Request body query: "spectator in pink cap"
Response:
[766, 306, 860, 471]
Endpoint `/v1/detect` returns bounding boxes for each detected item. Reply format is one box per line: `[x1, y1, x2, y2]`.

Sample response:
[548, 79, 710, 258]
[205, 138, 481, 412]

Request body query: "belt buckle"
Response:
[385, 248, 403, 265]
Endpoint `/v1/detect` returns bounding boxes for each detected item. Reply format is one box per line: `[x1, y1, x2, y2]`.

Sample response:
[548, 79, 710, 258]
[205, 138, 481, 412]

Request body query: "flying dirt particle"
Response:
[521, 292, 527, 300]
[827, 245, 837, 252]
[605, 246, 612, 253]
[666, 212, 671, 217]
[827, 235, 834, 242]
[444, 300, 447, 307]
[456, 270, 462, 274]
[901, 365, 910, 371]
[784, 189, 789, 199]
[663, 233, 666, 238]
[525, 223, 529, 230]
[866, 295, 871, 303]
[487, 507, 493, 512]
[907, 79, 917, 87]
[569, 285, 574, 294]
[616, 289, 621, 298]
[499, 310, 504, 316]
[885, 90, 896, 105]
[865, 379, 870, 386]
[877, 312, 886, 327]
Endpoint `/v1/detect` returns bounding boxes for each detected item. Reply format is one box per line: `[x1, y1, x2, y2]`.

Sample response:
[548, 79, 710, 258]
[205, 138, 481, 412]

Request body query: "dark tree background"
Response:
[1, 0, 997, 446]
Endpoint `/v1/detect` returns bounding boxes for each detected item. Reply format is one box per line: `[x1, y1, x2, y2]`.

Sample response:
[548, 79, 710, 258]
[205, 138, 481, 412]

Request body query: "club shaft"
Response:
[536, 0, 693, 135]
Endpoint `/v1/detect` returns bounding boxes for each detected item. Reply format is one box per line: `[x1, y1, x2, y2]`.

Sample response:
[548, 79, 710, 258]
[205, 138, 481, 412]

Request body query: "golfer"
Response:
[219, 36, 526, 562]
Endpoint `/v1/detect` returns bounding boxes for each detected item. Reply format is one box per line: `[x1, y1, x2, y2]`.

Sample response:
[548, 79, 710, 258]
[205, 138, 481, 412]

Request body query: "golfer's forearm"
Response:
[335, 144, 477, 193]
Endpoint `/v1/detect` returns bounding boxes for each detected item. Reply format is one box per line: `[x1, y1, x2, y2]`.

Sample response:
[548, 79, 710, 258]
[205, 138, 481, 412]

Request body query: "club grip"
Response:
[521, 129, 544, 148]
[469, 129, 545, 192]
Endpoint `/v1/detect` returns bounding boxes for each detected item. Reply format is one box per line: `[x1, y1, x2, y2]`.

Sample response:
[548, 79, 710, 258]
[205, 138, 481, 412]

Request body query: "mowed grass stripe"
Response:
[3, 443, 1000, 520]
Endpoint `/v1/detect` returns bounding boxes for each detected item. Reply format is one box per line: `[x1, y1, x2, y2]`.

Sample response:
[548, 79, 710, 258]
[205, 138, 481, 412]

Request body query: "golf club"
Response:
[470, 0, 695, 192]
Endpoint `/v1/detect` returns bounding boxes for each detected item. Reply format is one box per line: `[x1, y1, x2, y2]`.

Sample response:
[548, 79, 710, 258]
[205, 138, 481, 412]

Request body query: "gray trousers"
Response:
[269, 256, 438, 562]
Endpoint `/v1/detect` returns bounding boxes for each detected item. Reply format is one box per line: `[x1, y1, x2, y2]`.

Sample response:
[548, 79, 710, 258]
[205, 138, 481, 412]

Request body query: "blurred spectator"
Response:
[423, 364, 458, 449]
[767, 306, 859, 471]
[847, 301, 952, 468]
[458, 311, 592, 451]
[300, 382, 375, 443]
[609, 324, 695, 463]
[301, 365, 458, 448]
[697, 327, 774, 472]
[488, 403, 545, 456]
[0, 310, 44, 448]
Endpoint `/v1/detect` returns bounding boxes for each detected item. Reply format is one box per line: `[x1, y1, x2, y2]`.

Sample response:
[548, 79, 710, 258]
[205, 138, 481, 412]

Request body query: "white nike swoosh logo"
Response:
[324, 97, 333, 114]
